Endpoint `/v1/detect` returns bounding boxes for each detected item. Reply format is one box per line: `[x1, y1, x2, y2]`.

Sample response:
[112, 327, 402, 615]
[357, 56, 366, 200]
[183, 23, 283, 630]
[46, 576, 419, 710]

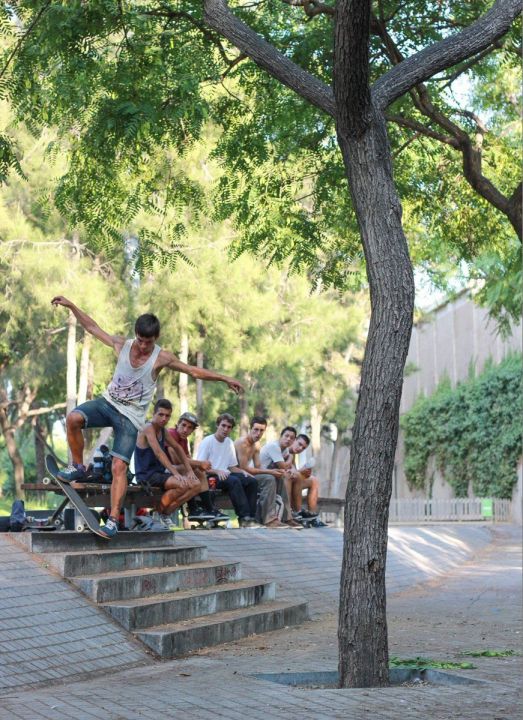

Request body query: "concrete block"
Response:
[14, 531, 178, 554]
[46, 544, 207, 577]
[136, 600, 309, 657]
[102, 579, 276, 629]
[72, 561, 242, 602]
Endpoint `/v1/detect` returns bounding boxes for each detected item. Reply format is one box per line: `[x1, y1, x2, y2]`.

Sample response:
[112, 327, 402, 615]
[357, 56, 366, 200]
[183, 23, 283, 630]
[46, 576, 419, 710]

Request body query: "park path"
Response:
[0, 523, 520, 719]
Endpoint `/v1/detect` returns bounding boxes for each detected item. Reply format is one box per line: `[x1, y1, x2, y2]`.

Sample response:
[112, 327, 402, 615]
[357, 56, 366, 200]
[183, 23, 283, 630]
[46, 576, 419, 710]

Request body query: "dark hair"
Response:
[135, 313, 161, 338]
[280, 426, 297, 437]
[154, 398, 173, 413]
[250, 416, 267, 428]
[296, 433, 310, 446]
[216, 412, 236, 428]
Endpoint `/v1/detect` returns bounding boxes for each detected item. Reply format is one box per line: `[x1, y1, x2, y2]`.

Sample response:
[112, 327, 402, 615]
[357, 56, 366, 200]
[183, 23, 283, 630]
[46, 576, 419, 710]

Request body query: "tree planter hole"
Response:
[253, 668, 484, 689]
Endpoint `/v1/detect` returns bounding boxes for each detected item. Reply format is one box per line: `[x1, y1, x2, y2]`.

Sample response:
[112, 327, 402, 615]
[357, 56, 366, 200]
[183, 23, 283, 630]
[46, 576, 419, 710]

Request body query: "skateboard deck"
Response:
[189, 518, 228, 530]
[45, 455, 109, 539]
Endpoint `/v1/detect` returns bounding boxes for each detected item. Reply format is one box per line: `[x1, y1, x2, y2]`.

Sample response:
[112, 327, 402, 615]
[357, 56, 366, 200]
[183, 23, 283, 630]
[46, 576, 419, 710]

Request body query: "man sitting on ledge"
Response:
[196, 413, 259, 528]
[168, 411, 228, 524]
[134, 399, 200, 529]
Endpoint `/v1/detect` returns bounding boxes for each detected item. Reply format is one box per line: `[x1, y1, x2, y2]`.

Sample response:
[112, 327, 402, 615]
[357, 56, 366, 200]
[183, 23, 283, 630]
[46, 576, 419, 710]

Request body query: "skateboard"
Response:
[45, 455, 109, 539]
[189, 517, 228, 530]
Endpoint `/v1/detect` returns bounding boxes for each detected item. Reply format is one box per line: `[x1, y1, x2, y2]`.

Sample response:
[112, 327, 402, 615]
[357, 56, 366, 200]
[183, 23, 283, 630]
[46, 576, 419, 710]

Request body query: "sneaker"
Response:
[99, 517, 118, 538]
[57, 464, 87, 484]
[308, 518, 327, 528]
[239, 517, 261, 528]
[158, 514, 175, 530]
[209, 509, 229, 522]
[188, 508, 216, 522]
[294, 509, 318, 520]
[265, 519, 290, 529]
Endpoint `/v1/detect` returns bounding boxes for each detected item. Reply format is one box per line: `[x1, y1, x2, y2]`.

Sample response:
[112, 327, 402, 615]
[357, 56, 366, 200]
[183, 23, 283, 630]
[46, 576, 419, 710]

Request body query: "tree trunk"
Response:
[0, 420, 25, 499]
[336, 109, 415, 688]
[310, 403, 322, 456]
[66, 311, 77, 463]
[179, 332, 189, 415]
[194, 351, 204, 450]
[327, 431, 341, 497]
[239, 393, 249, 435]
[77, 332, 91, 406]
[34, 417, 47, 483]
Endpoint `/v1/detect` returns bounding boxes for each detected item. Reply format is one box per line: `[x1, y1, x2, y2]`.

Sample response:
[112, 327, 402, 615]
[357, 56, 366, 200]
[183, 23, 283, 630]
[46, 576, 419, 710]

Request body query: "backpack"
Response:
[9, 499, 26, 532]
[88, 445, 134, 484]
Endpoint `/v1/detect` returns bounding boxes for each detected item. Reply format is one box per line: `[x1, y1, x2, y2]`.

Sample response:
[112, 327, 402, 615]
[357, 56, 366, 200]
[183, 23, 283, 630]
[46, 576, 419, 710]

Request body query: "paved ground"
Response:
[0, 523, 520, 719]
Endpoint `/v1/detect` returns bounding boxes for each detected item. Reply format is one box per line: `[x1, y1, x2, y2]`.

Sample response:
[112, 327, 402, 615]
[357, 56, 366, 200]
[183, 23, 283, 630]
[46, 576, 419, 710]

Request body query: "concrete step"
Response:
[101, 579, 276, 630]
[15, 530, 177, 553]
[46, 544, 207, 577]
[72, 560, 242, 602]
[135, 600, 309, 658]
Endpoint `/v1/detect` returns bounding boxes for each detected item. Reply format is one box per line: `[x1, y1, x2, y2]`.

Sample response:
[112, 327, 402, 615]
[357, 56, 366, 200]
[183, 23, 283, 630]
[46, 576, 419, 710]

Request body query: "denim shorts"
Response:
[73, 397, 138, 463]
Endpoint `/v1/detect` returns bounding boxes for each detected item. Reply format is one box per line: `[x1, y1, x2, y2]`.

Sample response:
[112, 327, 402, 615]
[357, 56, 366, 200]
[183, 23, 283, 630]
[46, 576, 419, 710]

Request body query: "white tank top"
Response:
[103, 339, 162, 429]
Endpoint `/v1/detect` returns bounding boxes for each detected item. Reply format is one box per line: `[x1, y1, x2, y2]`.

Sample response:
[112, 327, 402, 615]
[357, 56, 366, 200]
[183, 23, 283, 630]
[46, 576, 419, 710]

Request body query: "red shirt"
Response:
[168, 427, 190, 457]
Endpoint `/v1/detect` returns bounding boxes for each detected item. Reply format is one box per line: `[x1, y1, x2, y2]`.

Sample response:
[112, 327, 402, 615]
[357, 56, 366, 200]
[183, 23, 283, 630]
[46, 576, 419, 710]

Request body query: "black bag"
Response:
[9, 499, 26, 532]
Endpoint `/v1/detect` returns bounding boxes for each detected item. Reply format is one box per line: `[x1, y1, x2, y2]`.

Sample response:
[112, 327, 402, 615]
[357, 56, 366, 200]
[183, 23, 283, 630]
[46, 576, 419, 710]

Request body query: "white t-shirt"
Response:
[259, 440, 288, 470]
[196, 434, 238, 471]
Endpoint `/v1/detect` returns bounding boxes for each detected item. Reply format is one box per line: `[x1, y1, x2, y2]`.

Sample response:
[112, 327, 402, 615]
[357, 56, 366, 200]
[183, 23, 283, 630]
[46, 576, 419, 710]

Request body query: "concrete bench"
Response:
[22, 483, 346, 528]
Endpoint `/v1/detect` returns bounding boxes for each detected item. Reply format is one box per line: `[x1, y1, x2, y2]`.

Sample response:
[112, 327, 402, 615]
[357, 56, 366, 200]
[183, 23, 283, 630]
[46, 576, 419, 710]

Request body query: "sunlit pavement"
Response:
[0, 524, 520, 719]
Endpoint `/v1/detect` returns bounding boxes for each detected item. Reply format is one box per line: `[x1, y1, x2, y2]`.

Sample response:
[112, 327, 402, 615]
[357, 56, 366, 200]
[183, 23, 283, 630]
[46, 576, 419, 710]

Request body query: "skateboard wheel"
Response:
[42, 476, 52, 486]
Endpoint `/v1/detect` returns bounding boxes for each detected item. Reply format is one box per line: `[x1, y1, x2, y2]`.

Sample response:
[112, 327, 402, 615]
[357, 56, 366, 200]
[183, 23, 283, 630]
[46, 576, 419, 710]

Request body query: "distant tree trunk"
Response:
[310, 403, 322, 456]
[328, 432, 341, 497]
[194, 351, 204, 450]
[66, 311, 77, 463]
[239, 393, 249, 435]
[179, 332, 189, 414]
[34, 417, 47, 483]
[77, 332, 91, 406]
[0, 400, 25, 498]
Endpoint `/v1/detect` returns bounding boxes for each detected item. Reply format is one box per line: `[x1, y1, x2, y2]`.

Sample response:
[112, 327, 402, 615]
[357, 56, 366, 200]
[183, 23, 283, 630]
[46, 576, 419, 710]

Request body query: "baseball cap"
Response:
[178, 411, 199, 427]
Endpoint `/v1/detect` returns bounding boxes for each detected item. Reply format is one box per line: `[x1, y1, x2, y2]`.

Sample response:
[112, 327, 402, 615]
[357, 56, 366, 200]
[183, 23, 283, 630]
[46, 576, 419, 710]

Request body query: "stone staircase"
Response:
[17, 531, 308, 658]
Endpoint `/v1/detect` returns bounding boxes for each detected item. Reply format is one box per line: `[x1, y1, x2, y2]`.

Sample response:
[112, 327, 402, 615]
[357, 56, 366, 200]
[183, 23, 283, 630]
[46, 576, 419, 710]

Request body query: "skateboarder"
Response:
[51, 296, 243, 538]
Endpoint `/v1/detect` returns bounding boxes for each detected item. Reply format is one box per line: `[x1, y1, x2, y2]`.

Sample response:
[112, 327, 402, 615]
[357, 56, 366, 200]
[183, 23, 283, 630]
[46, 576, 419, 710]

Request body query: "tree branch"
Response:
[373, 0, 522, 110]
[203, 0, 336, 116]
[386, 114, 459, 148]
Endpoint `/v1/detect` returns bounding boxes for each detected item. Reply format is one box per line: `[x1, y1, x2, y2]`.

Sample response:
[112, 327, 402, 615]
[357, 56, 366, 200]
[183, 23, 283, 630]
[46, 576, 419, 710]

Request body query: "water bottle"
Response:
[93, 447, 104, 474]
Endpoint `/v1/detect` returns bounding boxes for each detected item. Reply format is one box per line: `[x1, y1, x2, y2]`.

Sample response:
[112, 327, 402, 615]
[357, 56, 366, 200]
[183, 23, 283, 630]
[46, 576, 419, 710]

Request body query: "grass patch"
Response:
[389, 656, 476, 670]
[460, 649, 517, 658]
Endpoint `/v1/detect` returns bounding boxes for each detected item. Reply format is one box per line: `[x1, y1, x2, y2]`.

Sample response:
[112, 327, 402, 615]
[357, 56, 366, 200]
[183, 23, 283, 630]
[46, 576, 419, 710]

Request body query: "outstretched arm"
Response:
[51, 296, 124, 353]
[157, 350, 244, 395]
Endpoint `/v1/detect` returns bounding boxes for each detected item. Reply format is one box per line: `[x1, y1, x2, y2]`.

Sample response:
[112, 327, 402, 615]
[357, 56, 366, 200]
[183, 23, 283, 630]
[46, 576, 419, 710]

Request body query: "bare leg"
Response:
[291, 476, 303, 512]
[109, 457, 129, 518]
[301, 474, 320, 513]
[66, 412, 86, 465]
[158, 474, 200, 515]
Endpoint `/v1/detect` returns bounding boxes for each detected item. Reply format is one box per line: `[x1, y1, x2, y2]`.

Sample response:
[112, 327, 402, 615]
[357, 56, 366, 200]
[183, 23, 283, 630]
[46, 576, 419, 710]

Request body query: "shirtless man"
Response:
[51, 296, 243, 538]
[234, 417, 289, 528]
[134, 399, 200, 529]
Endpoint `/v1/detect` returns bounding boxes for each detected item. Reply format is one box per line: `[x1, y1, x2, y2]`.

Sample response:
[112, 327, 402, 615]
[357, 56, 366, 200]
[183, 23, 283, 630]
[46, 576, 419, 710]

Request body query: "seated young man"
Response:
[167, 411, 228, 523]
[288, 433, 325, 527]
[196, 413, 259, 528]
[134, 399, 201, 528]
[258, 426, 302, 527]
[234, 416, 289, 528]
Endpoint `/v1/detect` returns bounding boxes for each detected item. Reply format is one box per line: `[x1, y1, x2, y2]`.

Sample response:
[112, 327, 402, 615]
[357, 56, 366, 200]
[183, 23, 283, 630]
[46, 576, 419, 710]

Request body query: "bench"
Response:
[21, 483, 346, 528]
